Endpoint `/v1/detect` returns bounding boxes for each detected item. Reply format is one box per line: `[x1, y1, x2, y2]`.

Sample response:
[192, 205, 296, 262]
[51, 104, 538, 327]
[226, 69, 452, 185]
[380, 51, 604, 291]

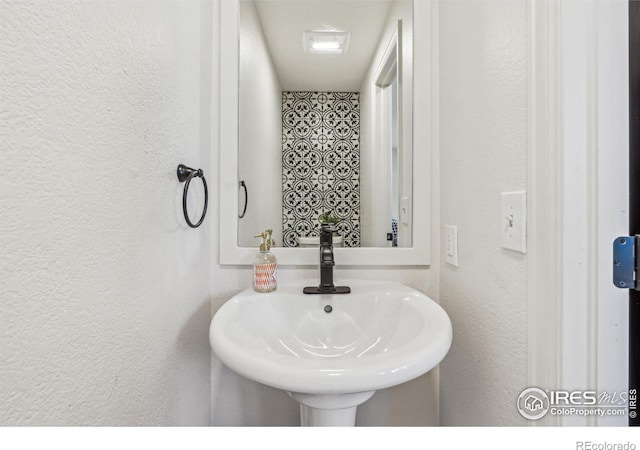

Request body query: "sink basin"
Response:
[210, 279, 452, 426]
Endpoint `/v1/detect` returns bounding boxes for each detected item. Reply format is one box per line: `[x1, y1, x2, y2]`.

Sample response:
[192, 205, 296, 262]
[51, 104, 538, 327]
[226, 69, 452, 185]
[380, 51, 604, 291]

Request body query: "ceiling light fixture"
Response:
[303, 30, 351, 55]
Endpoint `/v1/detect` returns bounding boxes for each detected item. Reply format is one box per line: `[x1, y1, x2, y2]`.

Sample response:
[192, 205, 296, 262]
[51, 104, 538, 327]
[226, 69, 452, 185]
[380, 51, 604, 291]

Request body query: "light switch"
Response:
[400, 197, 410, 225]
[501, 191, 526, 253]
[445, 225, 458, 267]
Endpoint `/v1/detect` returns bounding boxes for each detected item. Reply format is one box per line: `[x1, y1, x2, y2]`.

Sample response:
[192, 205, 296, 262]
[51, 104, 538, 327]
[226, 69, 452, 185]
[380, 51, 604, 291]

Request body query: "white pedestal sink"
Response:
[209, 279, 452, 426]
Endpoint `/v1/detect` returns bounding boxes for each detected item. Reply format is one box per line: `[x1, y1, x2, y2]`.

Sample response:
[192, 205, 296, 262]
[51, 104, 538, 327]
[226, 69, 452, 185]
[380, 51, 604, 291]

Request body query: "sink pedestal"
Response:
[288, 391, 375, 427]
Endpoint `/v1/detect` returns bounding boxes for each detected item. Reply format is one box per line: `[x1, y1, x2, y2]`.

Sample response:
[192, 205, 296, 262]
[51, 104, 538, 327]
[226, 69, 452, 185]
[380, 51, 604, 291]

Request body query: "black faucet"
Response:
[303, 224, 351, 294]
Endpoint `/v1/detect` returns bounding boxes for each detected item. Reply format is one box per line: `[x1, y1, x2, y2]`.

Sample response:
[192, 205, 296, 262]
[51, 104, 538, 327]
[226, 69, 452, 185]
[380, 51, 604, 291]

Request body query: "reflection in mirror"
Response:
[372, 20, 406, 248]
[391, 75, 400, 247]
[237, 0, 413, 248]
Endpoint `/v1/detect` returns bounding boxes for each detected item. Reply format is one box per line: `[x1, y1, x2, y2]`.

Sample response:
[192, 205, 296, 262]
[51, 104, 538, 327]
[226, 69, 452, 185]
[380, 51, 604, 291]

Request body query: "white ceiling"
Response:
[251, 0, 394, 92]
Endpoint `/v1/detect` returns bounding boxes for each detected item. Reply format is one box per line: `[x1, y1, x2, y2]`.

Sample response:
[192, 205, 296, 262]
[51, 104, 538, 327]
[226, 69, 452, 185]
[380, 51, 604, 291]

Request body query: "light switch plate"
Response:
[445, 225, 458, 267]
[501, 191, 526, 253]
[400, 197, 410, 225]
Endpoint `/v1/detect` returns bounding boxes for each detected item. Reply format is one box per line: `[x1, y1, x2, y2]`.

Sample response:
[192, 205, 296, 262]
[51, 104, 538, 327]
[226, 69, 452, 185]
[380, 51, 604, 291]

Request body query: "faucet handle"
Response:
[320, 223, 335, 233]
[319, 225, 334, 247]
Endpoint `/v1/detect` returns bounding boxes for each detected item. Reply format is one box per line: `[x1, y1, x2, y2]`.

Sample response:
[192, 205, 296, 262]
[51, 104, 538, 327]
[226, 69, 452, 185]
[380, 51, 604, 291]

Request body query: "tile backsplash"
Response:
[282, 91, 361, 247]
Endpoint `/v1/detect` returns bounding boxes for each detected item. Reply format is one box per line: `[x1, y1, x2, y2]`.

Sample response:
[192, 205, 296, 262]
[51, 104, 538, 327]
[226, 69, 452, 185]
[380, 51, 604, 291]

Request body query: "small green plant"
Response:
[318, 211, 340, 224]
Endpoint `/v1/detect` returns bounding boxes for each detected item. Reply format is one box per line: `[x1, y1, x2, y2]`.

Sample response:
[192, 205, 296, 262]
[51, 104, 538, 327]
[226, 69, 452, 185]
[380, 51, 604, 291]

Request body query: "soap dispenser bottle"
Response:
[253, 229, 277, 293]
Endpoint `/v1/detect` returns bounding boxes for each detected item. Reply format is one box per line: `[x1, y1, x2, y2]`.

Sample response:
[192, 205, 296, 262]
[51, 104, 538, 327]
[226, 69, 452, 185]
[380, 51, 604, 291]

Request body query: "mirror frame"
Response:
[219, 0, 435, 266]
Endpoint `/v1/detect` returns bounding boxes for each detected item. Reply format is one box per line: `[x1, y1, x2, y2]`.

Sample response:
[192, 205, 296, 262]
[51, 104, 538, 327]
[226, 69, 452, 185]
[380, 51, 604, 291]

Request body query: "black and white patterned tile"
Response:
[282, 91, 360, 247]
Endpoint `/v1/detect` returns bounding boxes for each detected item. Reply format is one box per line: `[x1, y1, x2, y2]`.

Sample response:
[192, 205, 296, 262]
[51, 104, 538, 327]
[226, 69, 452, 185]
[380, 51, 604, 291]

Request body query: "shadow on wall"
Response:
[171, 297, 212, 426]
[212, 368, 300, 426]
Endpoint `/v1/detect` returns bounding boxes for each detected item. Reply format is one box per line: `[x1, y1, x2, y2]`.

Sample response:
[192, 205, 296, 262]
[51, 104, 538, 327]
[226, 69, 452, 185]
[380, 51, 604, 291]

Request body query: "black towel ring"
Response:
[177, 164, 208, 228]
[239, 180, 248, 219]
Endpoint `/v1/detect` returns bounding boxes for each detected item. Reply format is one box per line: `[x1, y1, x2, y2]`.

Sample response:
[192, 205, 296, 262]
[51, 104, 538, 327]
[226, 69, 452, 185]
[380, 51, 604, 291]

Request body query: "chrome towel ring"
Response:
[177, 164, 208, 228]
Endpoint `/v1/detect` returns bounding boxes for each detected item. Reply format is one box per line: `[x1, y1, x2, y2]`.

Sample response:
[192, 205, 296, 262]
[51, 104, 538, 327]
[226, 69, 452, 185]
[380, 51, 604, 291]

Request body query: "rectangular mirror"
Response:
[220, 0, 434, 265]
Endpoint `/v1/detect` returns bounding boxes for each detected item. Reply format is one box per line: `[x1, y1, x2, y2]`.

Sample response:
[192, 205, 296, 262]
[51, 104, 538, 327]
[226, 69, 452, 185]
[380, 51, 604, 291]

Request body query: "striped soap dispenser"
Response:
[253, 229, 277, 293]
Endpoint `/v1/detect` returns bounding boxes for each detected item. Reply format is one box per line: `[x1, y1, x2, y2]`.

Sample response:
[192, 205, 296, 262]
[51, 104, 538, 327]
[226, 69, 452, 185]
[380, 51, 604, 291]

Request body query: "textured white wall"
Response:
[1, 0, 532, 428]
[237, 0, 283, 247]
[438, 0, 528, 425]
[0, 1, 212, 425]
